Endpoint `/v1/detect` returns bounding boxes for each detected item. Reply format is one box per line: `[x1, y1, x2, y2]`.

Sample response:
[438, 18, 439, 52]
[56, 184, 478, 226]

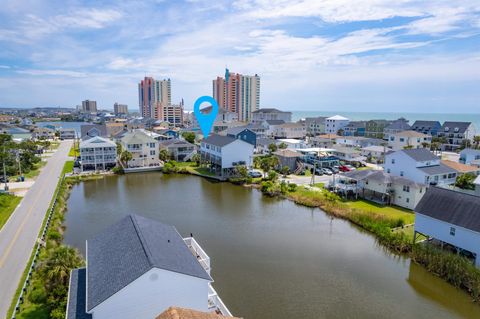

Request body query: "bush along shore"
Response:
[258, 179, 480, 302]
[9, 172, 104, 319]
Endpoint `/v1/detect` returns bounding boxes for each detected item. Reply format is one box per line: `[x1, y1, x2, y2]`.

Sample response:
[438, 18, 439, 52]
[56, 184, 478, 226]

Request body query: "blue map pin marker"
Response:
[194, 96, 218, 137]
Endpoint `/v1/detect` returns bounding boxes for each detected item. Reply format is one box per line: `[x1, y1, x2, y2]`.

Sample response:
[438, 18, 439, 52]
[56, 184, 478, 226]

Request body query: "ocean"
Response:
[292, 111, 480, 130]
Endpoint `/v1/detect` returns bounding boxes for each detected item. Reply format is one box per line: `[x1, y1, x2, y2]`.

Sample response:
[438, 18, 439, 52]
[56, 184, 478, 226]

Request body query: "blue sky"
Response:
[0, 0, 479, 113]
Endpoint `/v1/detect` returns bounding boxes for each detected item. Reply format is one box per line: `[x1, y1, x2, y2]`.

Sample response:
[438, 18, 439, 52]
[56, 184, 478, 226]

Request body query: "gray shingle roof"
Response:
[385, 118, 411, 131]
[401, 148, 439, 162]
[81, 124, 108, 140]
[417, 163, 456, 175]
[67, 268, 92, 319]
[265, 120, 285, 125]
[252, 108, 287, 113]
[343, 169, 424, 187]
[415, 187, 480, 232]
[440, 121, 472, 134]
[202, 134, 237, 147]
[87, 215, 211, 311]
[411, 120, 441, 130]
[226, 126, 255, 136]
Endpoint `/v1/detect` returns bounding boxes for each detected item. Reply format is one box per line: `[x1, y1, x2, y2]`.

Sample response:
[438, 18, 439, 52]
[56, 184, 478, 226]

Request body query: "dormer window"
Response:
[454, 127, 459, 132]
[444, 127, 449, 132]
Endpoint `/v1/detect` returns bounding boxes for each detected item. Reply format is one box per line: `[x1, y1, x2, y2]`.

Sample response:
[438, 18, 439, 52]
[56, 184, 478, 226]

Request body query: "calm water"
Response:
[63, 173, 480, 319]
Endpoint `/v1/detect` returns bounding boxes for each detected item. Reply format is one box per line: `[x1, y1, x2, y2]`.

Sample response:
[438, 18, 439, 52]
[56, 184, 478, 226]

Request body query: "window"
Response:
[150, 150, 155, 156]
[391, 159, 395, 164]
[403, 185, 410, 192]
[450, 227, 456, 236]
[406, 198, 410, 203]
[387, 169, 391, 173]
[400, 171, 404, 177]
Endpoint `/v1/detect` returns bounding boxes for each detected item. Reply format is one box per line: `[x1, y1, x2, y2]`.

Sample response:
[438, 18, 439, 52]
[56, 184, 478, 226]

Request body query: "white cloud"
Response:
[16, 69, 88, 77]
[0, 65, 10, 69]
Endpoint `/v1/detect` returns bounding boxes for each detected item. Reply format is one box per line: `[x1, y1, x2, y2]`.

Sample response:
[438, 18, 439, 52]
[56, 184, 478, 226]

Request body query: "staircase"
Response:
[294, 159, 304, 175]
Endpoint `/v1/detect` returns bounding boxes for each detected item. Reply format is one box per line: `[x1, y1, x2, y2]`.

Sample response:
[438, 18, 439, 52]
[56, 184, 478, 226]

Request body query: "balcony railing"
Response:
[184, 237, 211, 274]
[183, 237, 233, 317]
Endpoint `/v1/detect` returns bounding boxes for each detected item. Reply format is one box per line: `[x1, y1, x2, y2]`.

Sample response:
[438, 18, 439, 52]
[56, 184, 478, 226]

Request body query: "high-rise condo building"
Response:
[213, 68, 260, 122]
[82, 100, 97, 113]
[138, 77, 171, 119]
[114, 103, 128, 115]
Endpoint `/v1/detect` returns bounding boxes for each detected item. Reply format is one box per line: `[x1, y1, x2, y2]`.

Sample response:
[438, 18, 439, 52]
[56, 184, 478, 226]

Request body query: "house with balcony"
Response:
[59, 128, 76, 140]
[305, 117, 327, 136]
[332, 169, 426, 210]
[411, 120, 441, 137]
[159, 139, 196, 162]
[200, 134, 254, 176]
[365, 119, 391, 139]
[270, 122, 306, 139]
[79, 136, 117, 171]
[66, 214, 233, 319]
[325, 115, 349, 134]
[388, 130, 431, 151]
[437, 122, 476, 151]
[383, 118, 411, 141]
[335, 136, 384, 148]
[385, 148, 457, 185]
[414, 187, 480, 267]
[330, 146, 365, 163]
[251, 108, 292, 123]
[342, 121, 366, 136]
[120, 130, 160, 169]
[32, 127, 55, 140]
[361, 145, 388, 163]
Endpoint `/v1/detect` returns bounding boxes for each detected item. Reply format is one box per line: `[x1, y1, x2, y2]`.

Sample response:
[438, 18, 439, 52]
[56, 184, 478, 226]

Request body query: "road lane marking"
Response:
[0, 144, 66, 268]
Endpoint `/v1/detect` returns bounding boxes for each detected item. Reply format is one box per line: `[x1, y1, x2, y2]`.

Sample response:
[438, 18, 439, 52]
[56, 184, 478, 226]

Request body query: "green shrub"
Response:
[112, 166, 124, 174]
[287, 183, 297, 192]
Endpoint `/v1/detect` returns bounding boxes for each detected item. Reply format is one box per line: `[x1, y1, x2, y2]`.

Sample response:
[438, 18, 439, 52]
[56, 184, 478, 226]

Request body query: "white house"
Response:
[66, 215, 232, 319]
[437, 122, 477, 151]
[200, 134, 254, 175]
[270, 122, 306, 139]
[120, 130, 160, 168]
[459, 148, 480, 165]
[361, 145, 388, 163]
[60, 128, 76, 140]
[159, 139, 196, 162]
[388, 130, 431, 151]
[330, 146, 365, 163]
[305, 117, 327, 136]
[414, 187, 480, 267]
[325, 115, 349, 134]
[251, 108, 292, 123]
[277, 138, 306, 150]
[385, 148, 457, 185]
[80, 136, 117, 171]
[334, 170, 426, 210]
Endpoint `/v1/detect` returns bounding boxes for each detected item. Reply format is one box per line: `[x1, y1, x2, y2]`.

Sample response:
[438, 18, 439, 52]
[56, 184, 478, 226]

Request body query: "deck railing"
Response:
[208, 284, 233, 317]
[183, 237, 211, 274]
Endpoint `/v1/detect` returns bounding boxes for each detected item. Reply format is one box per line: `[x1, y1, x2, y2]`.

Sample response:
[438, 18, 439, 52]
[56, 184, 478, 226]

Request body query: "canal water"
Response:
[63, 173, 480, 319]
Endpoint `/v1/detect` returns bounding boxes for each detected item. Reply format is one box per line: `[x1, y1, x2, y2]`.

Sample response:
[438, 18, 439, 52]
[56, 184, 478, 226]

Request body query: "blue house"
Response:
[226, 127, 257, 147]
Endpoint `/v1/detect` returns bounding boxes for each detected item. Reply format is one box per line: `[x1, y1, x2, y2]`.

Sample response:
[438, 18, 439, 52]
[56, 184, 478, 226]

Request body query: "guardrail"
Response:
[10, 175, 66, 319]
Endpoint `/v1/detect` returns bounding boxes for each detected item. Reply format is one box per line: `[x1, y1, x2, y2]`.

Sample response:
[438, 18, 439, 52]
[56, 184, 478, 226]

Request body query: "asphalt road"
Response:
[0, 140, 73, 319]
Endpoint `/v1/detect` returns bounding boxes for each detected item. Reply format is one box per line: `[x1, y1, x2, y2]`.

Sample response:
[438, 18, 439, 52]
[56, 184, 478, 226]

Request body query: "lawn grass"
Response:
[344, 199, 415, 224]
[313, 182, 325, 188]
[0, 193, 22, 230]
[68, 144, 79, 157]
[63, 161, 74, 174]
[185, 166, 217, 177]
[357, 166, 373, 171]
[11, 161, 47, 181]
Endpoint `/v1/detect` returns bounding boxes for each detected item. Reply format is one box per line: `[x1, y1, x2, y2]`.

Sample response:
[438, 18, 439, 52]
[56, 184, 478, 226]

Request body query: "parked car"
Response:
[311, 168, 323, 176]
[329, 167, 339, 174]
[345, 165, 356, 171]
[321, 168, 333, 175]
[248, 170, 263, 178]
[0, 176, 9, 183]
[339, 165, 350, 172]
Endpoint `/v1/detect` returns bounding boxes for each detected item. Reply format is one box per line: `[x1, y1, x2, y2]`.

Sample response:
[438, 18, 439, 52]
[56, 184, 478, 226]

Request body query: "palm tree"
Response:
[474, 136, 480, 149]
[41, 246, 83, 288]
[120, 150, 133, 167]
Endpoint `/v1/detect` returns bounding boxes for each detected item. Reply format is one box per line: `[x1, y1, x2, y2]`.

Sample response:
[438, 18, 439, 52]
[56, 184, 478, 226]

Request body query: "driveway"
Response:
[0, 140, 73, 319]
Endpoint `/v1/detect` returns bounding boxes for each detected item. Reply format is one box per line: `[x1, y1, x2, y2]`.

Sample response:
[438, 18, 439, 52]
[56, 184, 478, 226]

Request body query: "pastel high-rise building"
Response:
[138, 77, 171, 119]
[213, 68, 260, 122]
[113, 103, 128, 115]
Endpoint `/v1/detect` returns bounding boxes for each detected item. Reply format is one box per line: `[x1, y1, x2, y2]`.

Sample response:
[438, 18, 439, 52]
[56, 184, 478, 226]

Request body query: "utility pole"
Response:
[3, 146, 8, 191]
[310, 162, 316, 186]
